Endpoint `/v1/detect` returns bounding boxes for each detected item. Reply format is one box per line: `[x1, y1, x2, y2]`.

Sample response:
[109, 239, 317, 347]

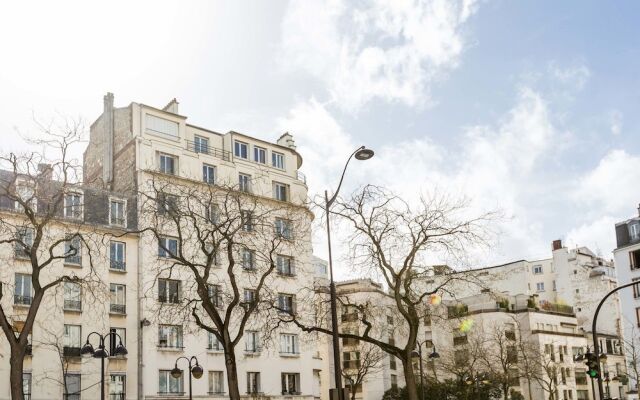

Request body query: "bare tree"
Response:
[134, 176, 310, 400]
[0, 123, 101, 400]
[283, 185, 494, 400]
[531, 344, 562, 400]
[623, 322, 640, 392]
[341, 341, 385, 400]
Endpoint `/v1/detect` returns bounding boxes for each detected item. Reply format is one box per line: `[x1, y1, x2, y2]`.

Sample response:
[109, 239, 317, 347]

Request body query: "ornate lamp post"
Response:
[325, 145, 374, 400]
[81, 331, 128, 400]
[171, 355, 204, 400]
[411, 342, 440, 400]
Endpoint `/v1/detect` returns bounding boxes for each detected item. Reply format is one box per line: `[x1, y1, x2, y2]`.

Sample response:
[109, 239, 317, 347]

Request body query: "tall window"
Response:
[254, 146, 266, 164]
[272, 151, 285, 169]
[238, 173, 251, 192]
[63, 325, 82, 349]
[159, 369, 183, 394]
[208, 332, 222, 351]
[241, 210, 253, 231]
[275, 218, 293, 239]
[280, 334, 299, 354]
[234, 141, 249, 159]
[158, 325, 183, 348]
[242, 249, 256, 270]
[158, 237, 178, 258]
[205, 204, 220, 224]
[273, 182, 288, 201]
[14, 227, 34, 258]
[209, 371, 225, 394]
[245, 331, 260, 352]
[64, 193, 83, 219]
[194, 135, 209, 153]
[109, 328, 126, 355]
[203, 164, 216, 185]
[64, 374, 81, 400]
[63, 282, 82, 311]
[64, 236, 82, 265]
[110, 284, 126, 314]
[158, 279, 181, 303]
[281, 373, 300, 395]
[536, 282, 545, 292]
[110, 199, 126, 226]
[278, 293, 296, 315]
[159, 154, 176, 175]
[110, 241, 126, 271]
[157, 193, 178, 215]
[109, 374, 126, 399]
[247, 372, 261, 394]
[208, 284, 223, 308]
[14, 273, 32, 305]
[277, 255, 295, 276]
[22, 373, 31, 400]
[243, 289, 256, 306]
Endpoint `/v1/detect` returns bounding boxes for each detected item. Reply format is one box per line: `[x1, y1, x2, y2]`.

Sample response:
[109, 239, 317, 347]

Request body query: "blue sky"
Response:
[1, 0, 638, 273]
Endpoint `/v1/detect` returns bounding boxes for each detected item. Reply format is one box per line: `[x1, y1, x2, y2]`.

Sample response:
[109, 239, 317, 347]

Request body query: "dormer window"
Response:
[234, 141, 248, 159]
[110, 199, 126, 226]
[146, 114, 178, 138]
[630, 223, 640, 241]
[64, 192, 83, 219]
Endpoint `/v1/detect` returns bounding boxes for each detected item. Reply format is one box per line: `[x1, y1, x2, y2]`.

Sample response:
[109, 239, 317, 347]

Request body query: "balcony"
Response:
[110, 260, 126, 271]
[110, 304, 126, 314]
[538, 301, 574, 315]
[14, 295, 32, 306]
[63, 346, 82, 357]
[64, 300, 82, 312]
[186, 140, 231, 161]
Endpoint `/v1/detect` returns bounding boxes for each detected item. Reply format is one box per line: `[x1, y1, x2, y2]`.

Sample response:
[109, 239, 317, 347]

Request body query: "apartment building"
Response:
[614, 204, 640, 395]
[0, 93, 320, 400]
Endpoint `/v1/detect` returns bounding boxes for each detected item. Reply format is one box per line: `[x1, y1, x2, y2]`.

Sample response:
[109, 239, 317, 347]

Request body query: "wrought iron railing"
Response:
[14, 295, 32, 306]
[296, 171, 306, 184]
[110, 259, 126, 271]
[64, 255, 82, 265]
[64, 300, 82, 311]
[110, 304, 126, 314]
[186, 140, 231, 161]
[109, 394, 125, 400]
[63, 346, 82, 357]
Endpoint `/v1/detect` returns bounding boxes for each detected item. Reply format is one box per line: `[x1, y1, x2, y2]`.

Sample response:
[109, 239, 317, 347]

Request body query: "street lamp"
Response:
[171, 355, 203, 400]
[412, 341, 440, 400]
[325, 145, 374, 400]
[81, 331, 127, 400]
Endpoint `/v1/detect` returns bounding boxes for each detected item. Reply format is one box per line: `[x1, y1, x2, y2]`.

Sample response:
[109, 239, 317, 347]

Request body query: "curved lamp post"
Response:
[81, 331, 128, 400]
[325, 146, 374, 400]
[171, 355, 204, 400]
[411, 342, 440, 400]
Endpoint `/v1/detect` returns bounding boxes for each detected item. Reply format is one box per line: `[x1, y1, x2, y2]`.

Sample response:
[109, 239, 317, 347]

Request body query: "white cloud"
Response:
[565, 216, 618, 259]
[609, 109, 623, 136]
[280, 0, 479, 111]
[548, 61, 591, 90]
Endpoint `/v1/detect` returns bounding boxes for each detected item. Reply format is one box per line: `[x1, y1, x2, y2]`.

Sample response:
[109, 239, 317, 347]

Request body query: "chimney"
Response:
[277, 132, 296, 149]
[103, 92, 114, 186]
[38, 163, 52, 181]
[163, 98, 179, 114]
[637, 203, 640, 217]
[552, 239, 563, 251]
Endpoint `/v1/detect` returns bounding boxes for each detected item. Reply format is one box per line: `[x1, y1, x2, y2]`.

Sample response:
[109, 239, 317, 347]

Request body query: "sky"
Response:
[1, 0, 639, 275]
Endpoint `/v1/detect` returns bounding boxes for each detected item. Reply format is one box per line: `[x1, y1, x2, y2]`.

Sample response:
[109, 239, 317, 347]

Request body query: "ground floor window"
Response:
[281, 373, 300, 395]
[159, 369, 183, 395]
[64, 374, 81, 400]
[109, 374, 125, 399]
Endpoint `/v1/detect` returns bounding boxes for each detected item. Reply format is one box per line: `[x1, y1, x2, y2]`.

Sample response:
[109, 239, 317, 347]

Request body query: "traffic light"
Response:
[584, 351, 599, 378]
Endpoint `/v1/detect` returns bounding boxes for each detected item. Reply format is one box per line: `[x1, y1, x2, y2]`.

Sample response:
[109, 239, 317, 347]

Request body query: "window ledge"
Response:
[280, 352, 301, 358]
[64, 263, 83, 268]
[244, 351, 262, 356]
[109, 312, 127, 317]
[157, 346, 184, 352]
[207, 349, 224, 354]
[63, 308, 82, 313]
[109, 268, 127, 274]
[13, 304, 31, 309]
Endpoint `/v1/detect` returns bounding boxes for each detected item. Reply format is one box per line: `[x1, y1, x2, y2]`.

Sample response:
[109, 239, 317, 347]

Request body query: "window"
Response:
[631, 223, 640, 241]
[208, 332, 222, 351]
[507, 345, 518, 363]
[390, 355, 397, 370]
[15, 184, 35, 211]
[208, 284, 223, 308]
[14, 227, 34, 259]
[246, 331, 261, 352]
[631, 249, 640, 269]
[281, 373, 300, 395]
[391, 374, 398, 389]
[209, 371, 225, 394]
[194, 135, 209, 153]
[110, 241, 126, 271]
[280, 333, 299, 354]
[247, 372, 261, 394]
[22, 373, 31, 400]
[109, 328, 126, 356]
[205, 204, 219, 224]
[275, 218, 293, 239]
[63, 324, 82, 349]
[158, 237, 178, 258]
[14, 273, 32, 305]
[254, 146, 266, 164]
[158, 325, 183, 348]
[64, 236, 82, 265]
[159, 154, 177, 175]
[273, 182, 288, 201]
[277, 255, 295, 276]
[110, 199, 126, 226]
[110, 284, 126, 314]
[146, 114, 179, 137]
[64, 192, 83, 219]
[243, 289, 257, 307]
[241, 210, 253, 231]
[533, 265, 543, 274]
[63, 282, 82, 311]
[203, 164, 216, 185]
[234, 141, 249, 159]
[242, 249, 256, 270]
[536, 282, 545, 292]
[110, 374, 126, 399]
[272, 151, 285, 169]
[159, 369, 183, 394]
[64, 374, 81, 400]
[278, 293, 296, 315]
[157, 193, 178, 215]
[238, 173, 251, 192]
[158, 279, 181, 303]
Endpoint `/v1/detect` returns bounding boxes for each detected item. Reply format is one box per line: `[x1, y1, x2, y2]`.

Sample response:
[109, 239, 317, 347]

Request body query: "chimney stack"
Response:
[637, 203, 640, 217]
[552, 239, 563, 251]
[38, 163, 52, 181]
[103, 92, 114, 186]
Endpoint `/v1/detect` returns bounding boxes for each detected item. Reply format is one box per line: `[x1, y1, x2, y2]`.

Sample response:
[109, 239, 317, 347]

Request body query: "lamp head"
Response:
[80, 342, 94, 357]
[171, 367, 183, 379]
[599, 353, 608, 361]
[428, 349, 440, 359]
[113, 342, 128, 357]
[93, 346, 108, 359]
[354, 147, 374, 161]
[411, 350, 420, 359]
[192, 363, 204, 379]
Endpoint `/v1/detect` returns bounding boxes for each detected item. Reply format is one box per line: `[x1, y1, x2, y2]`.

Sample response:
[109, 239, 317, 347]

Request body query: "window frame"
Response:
[109, 198, 127, 227]
[64, 192, 83, 219]
[158, 153, 177, 175]
[110, 241, 126, 271]
[238, 173, 251, 193]
[272, 151, 285, 169]
[158, 236, 179, 258]
[158, 278, 181, 304]
[110, 283, 126, 314]
[203, 164, 216, 185]
[254, 146, 267, 164]
[194, 135, 209, 154]
[158, 324, 183, 349]
[234, 141, 249, 159]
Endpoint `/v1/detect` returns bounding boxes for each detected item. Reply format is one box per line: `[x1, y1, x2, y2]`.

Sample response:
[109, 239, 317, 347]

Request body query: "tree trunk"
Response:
[10, 347, 25, 400]
[402, 358, 419, 400]
[526, 379, 533, 400]
[503, 384, 509, 400]
[225, 347, 242, 400]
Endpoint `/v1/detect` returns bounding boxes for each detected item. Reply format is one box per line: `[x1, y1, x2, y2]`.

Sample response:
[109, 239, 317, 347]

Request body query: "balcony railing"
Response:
[63, 395, 80, 400]
[64, 300, 82, 311]
[296, 171, 307, 184]
[63, 346, 82, 357]
[110, 304, 126, 314]
[158, 392, 185, 396]
[186, 140, 231, 161]
[14, 295, 32, 306]
[158, 340, 184, 349]
[110, 260, 126, 271]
